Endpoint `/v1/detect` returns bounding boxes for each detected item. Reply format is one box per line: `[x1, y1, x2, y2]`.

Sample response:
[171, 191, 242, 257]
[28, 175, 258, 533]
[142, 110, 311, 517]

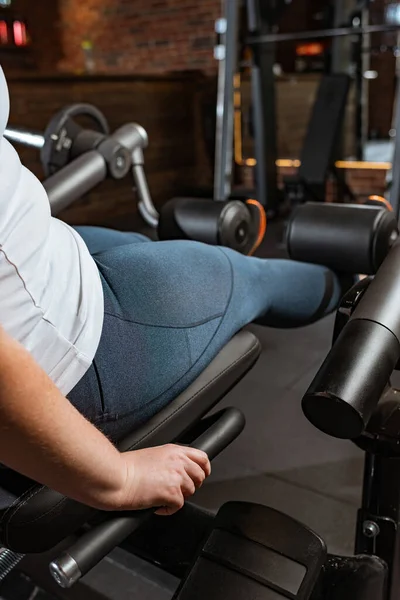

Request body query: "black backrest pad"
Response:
[299, 74, 350, 185]
[0, 331, 260, 553]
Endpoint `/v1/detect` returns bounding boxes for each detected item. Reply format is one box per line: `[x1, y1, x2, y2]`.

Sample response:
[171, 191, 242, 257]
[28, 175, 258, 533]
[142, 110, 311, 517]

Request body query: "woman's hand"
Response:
[115, 444, 211, 515]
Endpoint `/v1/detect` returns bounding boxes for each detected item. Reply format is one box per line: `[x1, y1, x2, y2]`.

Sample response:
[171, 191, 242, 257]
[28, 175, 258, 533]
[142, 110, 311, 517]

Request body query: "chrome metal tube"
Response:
[44, 151, 107, 215]
[4, 127, 45, 149]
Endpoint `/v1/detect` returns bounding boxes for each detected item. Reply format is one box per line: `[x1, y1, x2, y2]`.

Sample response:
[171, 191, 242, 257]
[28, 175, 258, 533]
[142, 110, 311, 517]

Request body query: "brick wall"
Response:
[56, 0, 219, 75]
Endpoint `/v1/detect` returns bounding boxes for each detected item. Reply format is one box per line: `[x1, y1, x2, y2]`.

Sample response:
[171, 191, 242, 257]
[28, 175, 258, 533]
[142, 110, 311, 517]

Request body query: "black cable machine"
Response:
[213, 0, 285, 214]
[215, 0, 400, 217]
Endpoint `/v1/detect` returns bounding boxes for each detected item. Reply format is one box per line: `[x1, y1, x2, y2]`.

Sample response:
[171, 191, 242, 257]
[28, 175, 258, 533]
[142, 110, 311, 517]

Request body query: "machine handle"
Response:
[111, 125, 159, 227]
[44, 151, 107, 216]
[134, 164, 159, 228]
[4, 126, 45, 149]
[5, 123, 148, 154]
[5, 121, 158, 222]
[49, 407, 245, 588]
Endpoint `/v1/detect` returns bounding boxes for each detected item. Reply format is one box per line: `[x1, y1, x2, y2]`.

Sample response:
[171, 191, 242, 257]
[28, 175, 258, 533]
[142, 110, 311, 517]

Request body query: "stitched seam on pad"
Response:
[125, 340, 259, 451]
[4, 484, 67, 534]
[5, 487, 46, 534]
[9, 497, 68, 527]
[103, 310, 225, 330]
[0, 484, 37, 528]
[0, 484, 37, 525]
[2, 485, 38, 547]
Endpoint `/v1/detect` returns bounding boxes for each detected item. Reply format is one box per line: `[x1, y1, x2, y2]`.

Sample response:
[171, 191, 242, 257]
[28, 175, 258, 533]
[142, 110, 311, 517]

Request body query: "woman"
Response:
[0, 66, 345, 516]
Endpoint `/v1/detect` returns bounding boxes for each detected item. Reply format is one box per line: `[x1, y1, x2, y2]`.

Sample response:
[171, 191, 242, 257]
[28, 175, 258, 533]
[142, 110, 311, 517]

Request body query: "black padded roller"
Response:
[158, 197, 254, 254]
[303, 241, 400, 439]
[287, 202, 398, 274]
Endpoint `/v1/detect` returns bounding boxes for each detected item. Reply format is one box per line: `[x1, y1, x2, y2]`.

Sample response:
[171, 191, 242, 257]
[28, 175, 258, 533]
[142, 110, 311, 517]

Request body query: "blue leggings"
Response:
[68, 226, 343, 441]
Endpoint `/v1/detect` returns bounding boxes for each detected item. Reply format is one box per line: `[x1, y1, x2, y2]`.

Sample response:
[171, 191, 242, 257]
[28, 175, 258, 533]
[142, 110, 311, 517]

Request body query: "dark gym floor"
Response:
[194, 317, 363, 554]
[0, 220, 368, 600]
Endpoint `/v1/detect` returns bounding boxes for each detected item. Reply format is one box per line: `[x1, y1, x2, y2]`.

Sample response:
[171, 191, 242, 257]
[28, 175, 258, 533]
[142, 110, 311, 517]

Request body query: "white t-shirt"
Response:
[0, 66, 104, 395]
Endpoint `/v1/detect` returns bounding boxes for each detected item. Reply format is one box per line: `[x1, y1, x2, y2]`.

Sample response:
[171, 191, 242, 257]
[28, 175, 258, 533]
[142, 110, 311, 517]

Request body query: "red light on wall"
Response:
[0, 21, 7, 45]
[296, 42, 324, 57]
[13, 20, 27, 46]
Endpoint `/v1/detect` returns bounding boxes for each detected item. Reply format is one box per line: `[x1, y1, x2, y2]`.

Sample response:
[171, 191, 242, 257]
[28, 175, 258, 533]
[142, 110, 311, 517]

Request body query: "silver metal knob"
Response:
[49, 552, 81, 588]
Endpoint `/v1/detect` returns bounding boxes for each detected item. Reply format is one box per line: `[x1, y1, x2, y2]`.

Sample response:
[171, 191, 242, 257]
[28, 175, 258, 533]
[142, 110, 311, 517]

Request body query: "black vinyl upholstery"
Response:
[0, 331, 261, 553]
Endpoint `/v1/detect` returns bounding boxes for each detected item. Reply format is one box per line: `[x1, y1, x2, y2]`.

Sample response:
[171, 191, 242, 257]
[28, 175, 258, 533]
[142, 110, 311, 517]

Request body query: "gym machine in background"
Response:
[213, 0, 287, 214]
[216, 0, 400, 217]
[4, 105, 266, 256]
[282, 72, 355, 205]
[4, 104, 159, 227]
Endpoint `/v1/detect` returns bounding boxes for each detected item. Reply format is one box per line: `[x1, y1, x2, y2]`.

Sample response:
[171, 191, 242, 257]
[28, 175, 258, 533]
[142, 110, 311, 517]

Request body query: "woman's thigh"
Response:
[93, 242, 237, 427]
[68, 240, 245, 439]
[68, 238, 341, 440]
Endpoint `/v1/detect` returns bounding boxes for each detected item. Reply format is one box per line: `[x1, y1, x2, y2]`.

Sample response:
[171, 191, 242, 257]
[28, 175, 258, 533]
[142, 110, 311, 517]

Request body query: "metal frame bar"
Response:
[352, 4, 371, 160]
[247, 24, 400, 45]
[353, 15, 363, 160]
[389, 75, 400, 221]
[4, 126, 44, 149]
[213, 0, 240, 202]
[360, 6, 371, 160]
[247, 0, 279, 212]
[330, 0, 351, 74]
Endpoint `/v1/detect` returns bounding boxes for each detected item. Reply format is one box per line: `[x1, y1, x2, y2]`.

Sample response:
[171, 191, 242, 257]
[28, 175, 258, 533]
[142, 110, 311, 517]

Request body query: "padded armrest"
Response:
[0, 331, 260, 553]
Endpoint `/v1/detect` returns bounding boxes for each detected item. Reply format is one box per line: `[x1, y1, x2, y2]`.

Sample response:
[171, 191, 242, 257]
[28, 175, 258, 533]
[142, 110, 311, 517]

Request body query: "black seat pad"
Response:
[0, 331, 260, 553]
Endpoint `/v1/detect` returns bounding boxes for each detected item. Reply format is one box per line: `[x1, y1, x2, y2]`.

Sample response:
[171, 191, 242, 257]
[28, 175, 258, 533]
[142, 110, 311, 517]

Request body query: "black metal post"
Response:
[354, 26, 364, 160]
[390, 76, 400, 222]
[355, 448, 400, 600]
[214, 0, 240, 202]
[247, 0, 279, 213]
[331, 0, 354, 74]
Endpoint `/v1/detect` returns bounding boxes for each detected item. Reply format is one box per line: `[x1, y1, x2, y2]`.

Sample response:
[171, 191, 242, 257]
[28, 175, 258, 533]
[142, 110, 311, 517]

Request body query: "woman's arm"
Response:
[0, 327, 210, 513]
